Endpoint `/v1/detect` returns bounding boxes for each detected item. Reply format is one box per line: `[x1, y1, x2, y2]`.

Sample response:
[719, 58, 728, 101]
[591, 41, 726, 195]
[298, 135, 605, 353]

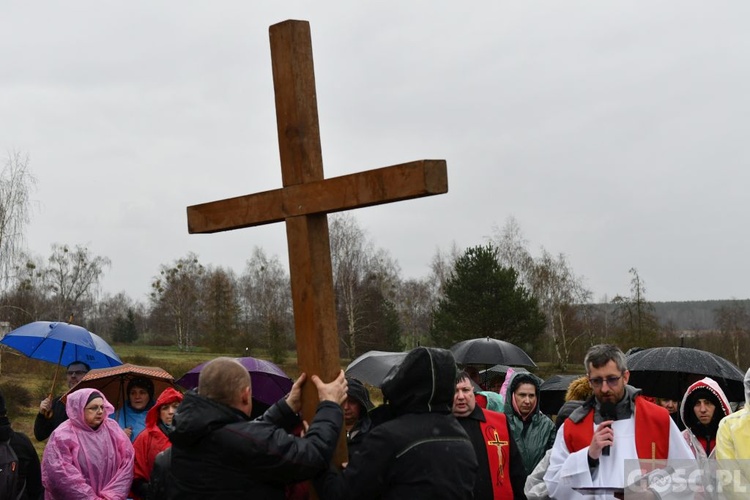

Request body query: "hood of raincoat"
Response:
[680, 377, 731, 434]
[478, 391, 504, 412]
[145, 387, 184, 428]
[503, 371, 544, 417]
[346, 377, 374, 412]
[169, 390, 247, 447]
[67, 387, 116, 428]
[380, 347, 457, 415]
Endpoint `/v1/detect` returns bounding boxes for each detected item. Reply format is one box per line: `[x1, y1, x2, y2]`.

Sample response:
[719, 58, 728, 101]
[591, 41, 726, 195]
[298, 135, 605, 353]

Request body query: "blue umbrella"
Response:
[1, 321, 123, 419]
[0, 321, 122, 369]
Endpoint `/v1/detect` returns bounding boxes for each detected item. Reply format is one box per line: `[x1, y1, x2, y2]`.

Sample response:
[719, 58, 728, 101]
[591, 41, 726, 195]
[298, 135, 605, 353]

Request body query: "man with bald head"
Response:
[167, 357, 347, 499]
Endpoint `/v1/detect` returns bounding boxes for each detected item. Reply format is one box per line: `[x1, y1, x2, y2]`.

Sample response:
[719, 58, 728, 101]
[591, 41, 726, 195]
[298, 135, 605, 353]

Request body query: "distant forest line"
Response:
[602, 299, 750, 332]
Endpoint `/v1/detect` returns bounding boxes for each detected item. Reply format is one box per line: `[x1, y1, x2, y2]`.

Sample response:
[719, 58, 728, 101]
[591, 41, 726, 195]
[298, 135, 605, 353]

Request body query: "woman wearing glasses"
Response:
[41, 388, 134, 499]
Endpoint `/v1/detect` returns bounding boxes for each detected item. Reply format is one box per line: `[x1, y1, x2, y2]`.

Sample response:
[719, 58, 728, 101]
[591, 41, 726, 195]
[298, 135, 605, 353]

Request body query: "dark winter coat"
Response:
[346, 377, 374, 460]
[346, 412, 372, 459]
[5, 428, 44, 500]
[457, 405, 527, 499]
[167, 391, 342, 499]
[318, 346, 478, 500]
[503, 372, 557, 475]
[33, 396, 67, 442]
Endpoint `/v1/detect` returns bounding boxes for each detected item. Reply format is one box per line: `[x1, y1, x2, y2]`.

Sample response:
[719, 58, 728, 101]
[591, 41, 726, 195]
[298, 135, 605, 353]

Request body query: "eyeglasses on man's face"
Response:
[67, 370, 88, 376]
[588, 375, 622, 388]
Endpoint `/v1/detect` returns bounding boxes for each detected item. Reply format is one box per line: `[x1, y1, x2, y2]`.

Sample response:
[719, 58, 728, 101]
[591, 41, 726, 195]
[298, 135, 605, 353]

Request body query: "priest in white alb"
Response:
[544, 344, 695, 500]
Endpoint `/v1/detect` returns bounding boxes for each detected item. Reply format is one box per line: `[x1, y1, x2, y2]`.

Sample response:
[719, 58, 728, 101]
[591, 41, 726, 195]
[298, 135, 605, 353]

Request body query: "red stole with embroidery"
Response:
[563, 396, 670, 460]
[479, 408, 514, 499]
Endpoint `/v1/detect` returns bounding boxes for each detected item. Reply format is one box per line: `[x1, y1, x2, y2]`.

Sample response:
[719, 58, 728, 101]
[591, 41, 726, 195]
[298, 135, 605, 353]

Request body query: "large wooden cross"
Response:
[187, 19, 447, 437]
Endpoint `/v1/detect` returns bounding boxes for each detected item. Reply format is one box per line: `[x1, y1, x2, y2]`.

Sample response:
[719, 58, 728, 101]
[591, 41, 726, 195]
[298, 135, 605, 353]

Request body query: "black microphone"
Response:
[600, 402, 618, 457]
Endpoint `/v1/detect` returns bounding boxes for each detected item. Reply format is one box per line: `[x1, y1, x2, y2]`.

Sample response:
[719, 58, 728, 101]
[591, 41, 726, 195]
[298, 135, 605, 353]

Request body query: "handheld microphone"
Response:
[600, 402, 617, 457]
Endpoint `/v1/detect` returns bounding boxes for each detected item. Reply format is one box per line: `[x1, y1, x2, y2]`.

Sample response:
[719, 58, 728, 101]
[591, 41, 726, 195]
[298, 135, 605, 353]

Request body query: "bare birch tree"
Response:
[239, 247, 292, 361]
[0, 151, 36, 290]
[46, 244, 111, 322]
[491, 216, 593, 368]
[329, 214, 370, 358]
[529, 250, 592, 368]
[329, 214, 402, 358]
[150, 253, 204, 350]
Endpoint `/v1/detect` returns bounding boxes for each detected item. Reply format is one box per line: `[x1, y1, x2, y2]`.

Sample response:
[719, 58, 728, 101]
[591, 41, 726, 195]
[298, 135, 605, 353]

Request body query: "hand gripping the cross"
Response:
[285, 370, 348, 413]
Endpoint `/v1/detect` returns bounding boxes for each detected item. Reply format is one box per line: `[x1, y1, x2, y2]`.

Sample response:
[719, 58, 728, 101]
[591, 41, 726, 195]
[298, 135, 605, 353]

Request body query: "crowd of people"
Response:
[3, 344, 750, 499]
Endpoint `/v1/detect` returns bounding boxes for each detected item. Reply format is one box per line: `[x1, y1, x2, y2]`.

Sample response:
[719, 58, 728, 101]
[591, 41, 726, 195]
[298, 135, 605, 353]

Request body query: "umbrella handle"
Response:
[42, 392, 55, 419]
[44, 342, 65, 419]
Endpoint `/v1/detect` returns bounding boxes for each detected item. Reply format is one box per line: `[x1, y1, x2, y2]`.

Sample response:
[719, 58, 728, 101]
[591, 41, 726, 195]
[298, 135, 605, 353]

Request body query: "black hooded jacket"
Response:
[345, 377, 373, 459]
[0, 424, 43, 500]
[318, 347, 478, 500]
[166, 391, 342, 499]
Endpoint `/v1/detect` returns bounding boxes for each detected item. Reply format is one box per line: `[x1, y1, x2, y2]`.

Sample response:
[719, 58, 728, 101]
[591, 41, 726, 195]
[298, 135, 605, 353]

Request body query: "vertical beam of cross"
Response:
[187, 19, 449, 467]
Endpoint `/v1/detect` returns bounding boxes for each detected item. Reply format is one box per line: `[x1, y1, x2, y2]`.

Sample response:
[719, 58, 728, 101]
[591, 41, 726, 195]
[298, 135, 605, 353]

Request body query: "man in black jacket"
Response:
[167, 357, 347, 499]
[33, 360, 89, 441]
[453, 372, 527, 499]
[317, 347, 478, 499]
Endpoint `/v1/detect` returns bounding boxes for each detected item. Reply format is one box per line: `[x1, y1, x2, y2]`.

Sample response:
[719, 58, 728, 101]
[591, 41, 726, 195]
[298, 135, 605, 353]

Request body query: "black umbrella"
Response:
[539, 374, 583, 416]
[450, 337, 536, 367]
[345, 350, 408, 388]
[479, 365, 530, 377]
[475, 365, 530, 391]
[626, 347, 745, 402]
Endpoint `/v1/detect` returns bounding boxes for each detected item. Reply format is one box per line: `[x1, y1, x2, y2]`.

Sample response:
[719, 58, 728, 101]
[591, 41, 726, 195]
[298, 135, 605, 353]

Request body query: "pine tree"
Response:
[430, 244, 546, 348]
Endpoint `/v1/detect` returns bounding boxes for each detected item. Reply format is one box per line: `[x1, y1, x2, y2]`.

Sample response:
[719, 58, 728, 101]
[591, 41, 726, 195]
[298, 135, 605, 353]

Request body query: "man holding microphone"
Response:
[543, 344, 694, 499]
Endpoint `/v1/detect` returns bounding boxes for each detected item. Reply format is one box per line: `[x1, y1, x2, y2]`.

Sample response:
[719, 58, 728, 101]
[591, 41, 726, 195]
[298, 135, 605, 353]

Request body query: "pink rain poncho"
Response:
[42, 388, 135, 500]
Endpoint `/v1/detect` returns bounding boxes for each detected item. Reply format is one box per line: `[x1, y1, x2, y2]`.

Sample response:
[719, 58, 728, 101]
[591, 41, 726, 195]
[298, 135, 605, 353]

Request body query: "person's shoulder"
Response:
[481, 406, 507, 422]
[372, 411, 445, 434]
[637, 395, 668, 411]
[9, 429, 30, 442]
[566, 401, 594, 424]
[50, 419, 73, 435]
[9, 430, 35, 452]
[102, 418, 133, 439]
[45, 421, 75, 448]
[720, 408, 750, 426]
[533, 410, 554, 424]
[132, 426, 154, 446]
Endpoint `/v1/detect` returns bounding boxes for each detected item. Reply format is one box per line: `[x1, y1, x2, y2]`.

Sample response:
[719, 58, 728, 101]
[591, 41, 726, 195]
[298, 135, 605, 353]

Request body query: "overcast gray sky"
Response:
[3, 2, 749, 303]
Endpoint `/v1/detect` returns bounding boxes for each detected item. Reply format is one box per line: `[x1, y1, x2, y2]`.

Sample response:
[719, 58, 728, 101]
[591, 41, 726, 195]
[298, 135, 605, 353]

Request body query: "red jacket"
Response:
[132, 387, 183, 498]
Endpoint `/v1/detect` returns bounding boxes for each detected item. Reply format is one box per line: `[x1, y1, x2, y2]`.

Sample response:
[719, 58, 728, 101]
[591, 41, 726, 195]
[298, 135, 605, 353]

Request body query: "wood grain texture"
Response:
[185, 20, 449, 471]
[186, 160, 448, 234]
